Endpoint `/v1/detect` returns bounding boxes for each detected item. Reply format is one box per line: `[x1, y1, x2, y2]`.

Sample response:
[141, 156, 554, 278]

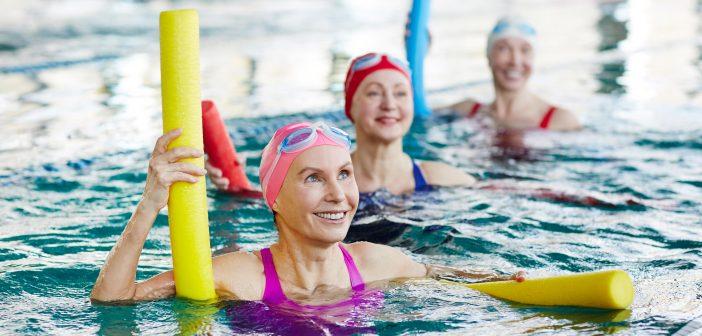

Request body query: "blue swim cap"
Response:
[486, 16, 537, 55]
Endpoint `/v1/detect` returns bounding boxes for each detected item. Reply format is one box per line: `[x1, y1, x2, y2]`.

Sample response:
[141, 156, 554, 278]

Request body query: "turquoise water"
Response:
[1, 0, 702, 334]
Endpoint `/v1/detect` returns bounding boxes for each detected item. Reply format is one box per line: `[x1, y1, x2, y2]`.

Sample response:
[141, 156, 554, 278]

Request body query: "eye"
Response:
[338, 170, 350, 180]
[305, 174, 321, 183]
[366, 90, 380, 97]
[395, 89, 408, 97]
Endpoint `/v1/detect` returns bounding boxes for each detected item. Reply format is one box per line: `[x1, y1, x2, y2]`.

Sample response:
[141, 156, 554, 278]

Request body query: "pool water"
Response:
[1, 0, 701, 334]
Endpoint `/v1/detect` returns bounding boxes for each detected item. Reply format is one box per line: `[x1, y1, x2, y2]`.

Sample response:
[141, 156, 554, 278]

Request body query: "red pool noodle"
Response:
[202, 100, 257, 194]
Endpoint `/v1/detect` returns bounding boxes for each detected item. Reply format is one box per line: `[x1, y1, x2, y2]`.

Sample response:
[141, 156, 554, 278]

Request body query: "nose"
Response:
[325, 178, 345, 203]
[509, 47, 521, 66]
[380, 91, 398, 111]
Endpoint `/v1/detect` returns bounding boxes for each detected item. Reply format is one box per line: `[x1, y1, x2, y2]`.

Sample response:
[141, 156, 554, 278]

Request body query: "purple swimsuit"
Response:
[260, 244, 366, 306]
[227, 244, 383, 335]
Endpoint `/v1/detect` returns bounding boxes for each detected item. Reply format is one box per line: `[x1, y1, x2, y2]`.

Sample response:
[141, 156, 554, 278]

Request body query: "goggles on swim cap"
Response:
[490, 19, 536, 36]
[486, 16, 537, 55]
[344, 53, 412, 121]
[350, 53, 411, 73]
[261, 122, 351, 192]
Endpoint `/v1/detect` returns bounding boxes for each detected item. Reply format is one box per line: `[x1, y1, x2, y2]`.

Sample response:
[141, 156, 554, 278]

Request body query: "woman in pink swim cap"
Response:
[92, 123, 524, 306]
[346, 52, 476, 195]
[448, 16, 581, 131]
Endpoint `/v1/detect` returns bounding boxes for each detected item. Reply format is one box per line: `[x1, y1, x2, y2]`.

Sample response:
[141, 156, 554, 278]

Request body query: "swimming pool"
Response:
[1, 0, 701, 334]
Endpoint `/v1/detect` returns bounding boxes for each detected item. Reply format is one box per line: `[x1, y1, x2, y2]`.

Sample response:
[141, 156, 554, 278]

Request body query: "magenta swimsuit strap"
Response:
[260, 244, 365, 304]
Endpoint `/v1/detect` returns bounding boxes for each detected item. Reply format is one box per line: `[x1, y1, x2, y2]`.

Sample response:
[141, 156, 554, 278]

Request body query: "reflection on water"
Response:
[1, 0, 702, 335]
[596, 0, 628, 95]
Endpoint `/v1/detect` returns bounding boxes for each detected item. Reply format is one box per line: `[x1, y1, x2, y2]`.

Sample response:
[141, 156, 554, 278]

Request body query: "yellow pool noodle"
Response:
[451, 269, 634, 309]
[159, 9, 215, 300]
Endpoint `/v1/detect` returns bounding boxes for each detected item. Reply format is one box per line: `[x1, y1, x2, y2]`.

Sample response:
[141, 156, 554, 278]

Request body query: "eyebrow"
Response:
[364, 81, 408, 88]
[297, 161, 352, 176]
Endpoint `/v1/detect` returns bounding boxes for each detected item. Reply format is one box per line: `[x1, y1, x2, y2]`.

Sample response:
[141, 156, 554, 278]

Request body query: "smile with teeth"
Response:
[504, 70, 524, 80]
[314, 211, 346, 220]
[377, 117, 399, 123]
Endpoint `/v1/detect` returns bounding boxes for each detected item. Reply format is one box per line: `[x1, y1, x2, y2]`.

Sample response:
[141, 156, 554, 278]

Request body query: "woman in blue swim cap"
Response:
[450, 16, 581, 131]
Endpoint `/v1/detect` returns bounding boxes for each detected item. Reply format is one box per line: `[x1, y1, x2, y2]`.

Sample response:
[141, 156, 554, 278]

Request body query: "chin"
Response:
[373, 125, 406, 141]
[309, 215, 352, 242]
[315, 228, 350, 245]
[498, 79, 527, 92]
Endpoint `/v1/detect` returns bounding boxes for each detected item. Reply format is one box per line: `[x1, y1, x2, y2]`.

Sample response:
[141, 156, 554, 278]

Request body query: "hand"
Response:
[403, 12, 432, 51]
[205, 159, 230, 191]
[512, 270, 527, 282]
[141, 129, 206, 212]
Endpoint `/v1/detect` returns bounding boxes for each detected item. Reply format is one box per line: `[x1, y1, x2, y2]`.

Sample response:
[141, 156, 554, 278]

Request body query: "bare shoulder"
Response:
[420, 161, 476, 187]
[548, 107, 581, 131]
[448, 98, 480, 116]
[344, 242, 426, 282]
[213, 250, 264, 300]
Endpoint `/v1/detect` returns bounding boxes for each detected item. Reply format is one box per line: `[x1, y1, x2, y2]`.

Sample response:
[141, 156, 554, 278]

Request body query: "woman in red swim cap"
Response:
[345, 52, 476, 194]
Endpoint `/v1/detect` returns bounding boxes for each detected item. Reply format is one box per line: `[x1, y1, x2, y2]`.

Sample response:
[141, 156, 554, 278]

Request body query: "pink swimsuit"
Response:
[260, 244, 379, 310]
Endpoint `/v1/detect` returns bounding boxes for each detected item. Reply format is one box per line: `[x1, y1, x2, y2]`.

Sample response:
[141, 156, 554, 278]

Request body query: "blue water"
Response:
[1, 0, 702, 334]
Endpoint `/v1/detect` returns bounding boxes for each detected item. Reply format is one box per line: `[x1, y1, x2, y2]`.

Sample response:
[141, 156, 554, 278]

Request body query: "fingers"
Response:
[513, 270, 527, 282]
[153, 129, 182, 155]
[211, 176, 230, 190]
[161, 147, 204, 163]
[205, 160, 223, 178]
[204, 159, 230, 190]
[160, 171, 201, 185]
[167, 162, 207, 176]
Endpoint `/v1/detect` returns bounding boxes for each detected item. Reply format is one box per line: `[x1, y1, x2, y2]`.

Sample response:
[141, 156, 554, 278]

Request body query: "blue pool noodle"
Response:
[405, 0, 431, 117]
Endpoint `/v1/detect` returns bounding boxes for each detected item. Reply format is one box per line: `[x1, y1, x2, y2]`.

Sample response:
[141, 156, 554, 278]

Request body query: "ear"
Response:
[271, 201, 280, 213]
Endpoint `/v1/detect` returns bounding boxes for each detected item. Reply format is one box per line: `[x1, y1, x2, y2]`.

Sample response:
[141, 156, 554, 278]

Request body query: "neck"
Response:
[270, 222, 347, 293]
[491, 85, 542, 121]
[351, 133, 409, 186]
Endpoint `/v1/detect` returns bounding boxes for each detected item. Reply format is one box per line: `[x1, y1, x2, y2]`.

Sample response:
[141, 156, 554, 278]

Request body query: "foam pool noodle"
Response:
[159, 9, 215, 301]
[405, 0, 431, 117]
[201, 100, 259, 196]
[450, 269, 634, 310]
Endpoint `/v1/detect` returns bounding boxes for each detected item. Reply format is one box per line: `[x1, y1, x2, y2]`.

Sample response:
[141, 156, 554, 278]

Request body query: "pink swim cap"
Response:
[259, 122, 351, 210]
[344, 53, 411, 121]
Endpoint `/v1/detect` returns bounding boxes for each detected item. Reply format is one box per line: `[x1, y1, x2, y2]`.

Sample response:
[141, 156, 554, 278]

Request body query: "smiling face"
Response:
[349, 70, 413, 144]
[273, 145, 359, 244]
[488, 36, 534, 92]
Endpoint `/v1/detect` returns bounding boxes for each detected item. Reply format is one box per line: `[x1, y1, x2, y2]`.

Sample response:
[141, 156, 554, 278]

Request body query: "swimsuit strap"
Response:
[260, 248, 286, 304]
[412, 159, 428, 191]
[260, 244, 367, 304]
[338, 244, 365, 291]
[539, 106, 557, 129]
[468, 102, 482, 118]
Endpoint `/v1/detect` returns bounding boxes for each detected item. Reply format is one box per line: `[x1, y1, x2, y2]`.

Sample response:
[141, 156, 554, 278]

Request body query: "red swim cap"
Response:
[344, 53, 411, 121]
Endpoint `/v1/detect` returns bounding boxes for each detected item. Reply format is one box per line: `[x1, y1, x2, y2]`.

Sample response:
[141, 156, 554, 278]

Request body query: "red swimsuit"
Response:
[467, 102, 557, 129]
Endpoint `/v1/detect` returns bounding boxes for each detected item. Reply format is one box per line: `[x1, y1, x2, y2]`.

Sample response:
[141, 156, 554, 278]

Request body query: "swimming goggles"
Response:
[491, 20, 536, 36]
[350, 53, 411, 73]
[261, 122, 352, 189]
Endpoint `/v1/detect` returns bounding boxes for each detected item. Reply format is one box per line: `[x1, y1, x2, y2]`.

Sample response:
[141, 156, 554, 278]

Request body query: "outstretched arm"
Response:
[347, 242, 525, 284]
[91, 129, 207, 302]
[420, 161, 477, 187]
[426, 264, 526, 283]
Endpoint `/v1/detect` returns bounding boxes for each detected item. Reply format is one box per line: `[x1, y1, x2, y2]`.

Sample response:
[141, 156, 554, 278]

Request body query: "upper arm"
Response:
[445, 98, 478, 116]
[420, 161, 476, 187]
[130, 270, 176, 301]
[549, 108, 581, 131]
[347, 242, 427, 282]
[212, 251, 265, 300]
[124, 251, 264, 302]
